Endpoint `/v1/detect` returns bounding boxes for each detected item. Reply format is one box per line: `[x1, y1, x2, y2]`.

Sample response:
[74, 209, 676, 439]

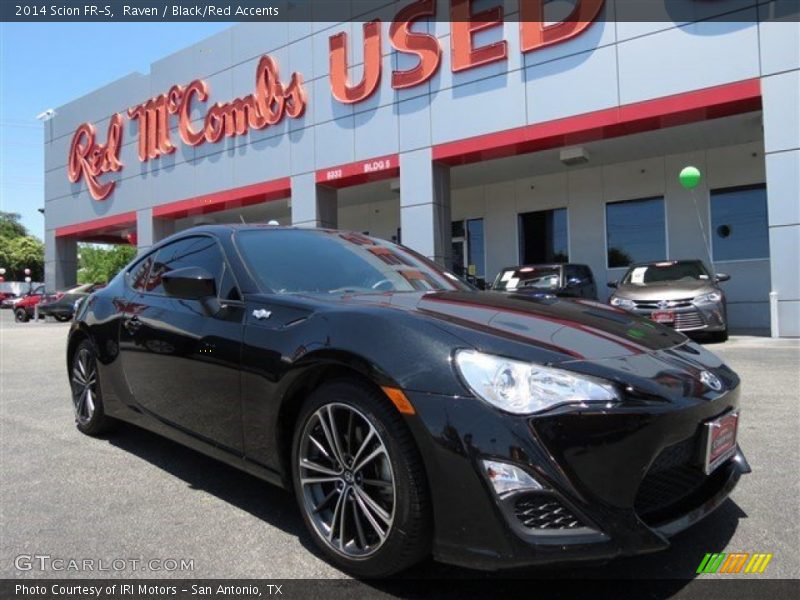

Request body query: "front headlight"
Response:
[695, 291, 722, 304]
[454, 350, 619, 415]
[610, 296, 635, 310]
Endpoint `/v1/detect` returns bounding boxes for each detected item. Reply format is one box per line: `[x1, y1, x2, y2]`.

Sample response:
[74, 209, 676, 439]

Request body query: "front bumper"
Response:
[403, 359, 747, 571]
[627, 302, 727, 333]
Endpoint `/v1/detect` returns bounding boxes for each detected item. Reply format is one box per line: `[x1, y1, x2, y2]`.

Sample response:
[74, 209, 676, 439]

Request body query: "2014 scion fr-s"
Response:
[67, 226, 749, 576]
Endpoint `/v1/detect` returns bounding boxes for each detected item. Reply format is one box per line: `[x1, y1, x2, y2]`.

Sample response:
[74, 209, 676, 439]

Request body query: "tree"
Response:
[0, 212, 44, 281]
[0, 234, 44, 281]
[607, 247, 633, 269]
[0, 212, 28, 239]
[78, 244, 137, 284]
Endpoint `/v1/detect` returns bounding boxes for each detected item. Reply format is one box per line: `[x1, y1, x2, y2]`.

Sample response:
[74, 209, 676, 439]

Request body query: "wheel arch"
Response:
[65, 325, 92, 374]
[275, 349, 412, 489]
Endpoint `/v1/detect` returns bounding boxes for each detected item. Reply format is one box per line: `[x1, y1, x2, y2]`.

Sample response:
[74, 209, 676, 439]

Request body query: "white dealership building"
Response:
[44, 1, 799, 336]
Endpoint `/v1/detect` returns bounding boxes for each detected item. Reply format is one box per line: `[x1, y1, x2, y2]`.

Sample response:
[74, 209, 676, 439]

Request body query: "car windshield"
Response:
[493, 267, 561, 292]
[236, 229, 471, 295]
[622, 261, 710, 285]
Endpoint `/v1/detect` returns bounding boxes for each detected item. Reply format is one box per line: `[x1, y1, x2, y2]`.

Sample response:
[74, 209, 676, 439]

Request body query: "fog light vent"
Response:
[514, 494, 585, 530]
[482, 460, 544, 496]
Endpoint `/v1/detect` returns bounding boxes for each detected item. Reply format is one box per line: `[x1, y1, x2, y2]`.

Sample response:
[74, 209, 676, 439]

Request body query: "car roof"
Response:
[499, 263, 587, 270]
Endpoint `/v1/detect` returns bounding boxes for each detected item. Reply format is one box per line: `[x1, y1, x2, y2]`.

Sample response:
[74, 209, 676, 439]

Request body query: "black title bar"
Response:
[2, 0, 799, 22]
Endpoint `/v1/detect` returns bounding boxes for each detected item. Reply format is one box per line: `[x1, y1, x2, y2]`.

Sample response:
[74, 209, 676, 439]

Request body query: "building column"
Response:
[762, 70, 800, 337]
[291, 173, 338, 228]
[399, 148, 452, 267]
[136, 208, 175, 254]
[44, 230, 77, 291]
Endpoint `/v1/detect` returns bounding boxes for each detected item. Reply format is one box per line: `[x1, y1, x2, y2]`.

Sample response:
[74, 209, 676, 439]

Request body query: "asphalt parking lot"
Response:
[1, 310, 798, 588]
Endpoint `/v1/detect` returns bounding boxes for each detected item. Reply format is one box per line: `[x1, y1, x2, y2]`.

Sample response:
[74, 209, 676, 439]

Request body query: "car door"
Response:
[118, 235, 246, 452]
[580, 266, 598, 299]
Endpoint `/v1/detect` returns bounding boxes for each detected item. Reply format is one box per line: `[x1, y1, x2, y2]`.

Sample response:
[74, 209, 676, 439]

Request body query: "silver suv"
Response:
[608, 260, 729, 342]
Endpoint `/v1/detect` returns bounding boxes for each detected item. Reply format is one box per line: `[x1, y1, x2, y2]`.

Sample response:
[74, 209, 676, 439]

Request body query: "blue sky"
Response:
[0, 22, 232, 240]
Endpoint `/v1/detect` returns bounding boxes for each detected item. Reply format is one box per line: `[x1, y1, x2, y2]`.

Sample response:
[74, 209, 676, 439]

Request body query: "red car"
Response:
[13, 285, 45, 322]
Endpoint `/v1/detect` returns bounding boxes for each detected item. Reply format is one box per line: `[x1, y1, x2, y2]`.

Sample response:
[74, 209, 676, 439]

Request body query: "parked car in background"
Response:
[1, 281, 44, 309]
[491, 264, 598, 300]
[13, 285, 46, 322]
[608, 260, 730, 342]
[67, 226, 748, 576]
[38, 283, 106, 322]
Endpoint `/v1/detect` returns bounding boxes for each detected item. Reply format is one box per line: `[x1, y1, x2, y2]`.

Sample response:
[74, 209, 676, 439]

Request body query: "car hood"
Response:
[614, 280, 715, 300]
[289, 290, 687, 362]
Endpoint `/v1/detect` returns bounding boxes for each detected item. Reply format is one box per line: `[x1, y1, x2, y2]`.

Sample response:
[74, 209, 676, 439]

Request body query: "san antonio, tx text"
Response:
[16, 584, 282, 596]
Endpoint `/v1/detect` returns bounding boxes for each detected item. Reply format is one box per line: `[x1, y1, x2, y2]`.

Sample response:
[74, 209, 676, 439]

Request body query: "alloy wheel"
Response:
[298, 402, 396, 558]
[70, 347, 97, 425]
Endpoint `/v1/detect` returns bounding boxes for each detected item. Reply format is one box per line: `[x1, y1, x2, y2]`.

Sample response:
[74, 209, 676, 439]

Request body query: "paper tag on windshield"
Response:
[506, 277, 520, 290]
[630, 267, 647, 284]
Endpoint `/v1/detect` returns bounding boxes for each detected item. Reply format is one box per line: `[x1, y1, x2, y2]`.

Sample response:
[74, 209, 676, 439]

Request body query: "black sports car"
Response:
[67, 226, 749, 577]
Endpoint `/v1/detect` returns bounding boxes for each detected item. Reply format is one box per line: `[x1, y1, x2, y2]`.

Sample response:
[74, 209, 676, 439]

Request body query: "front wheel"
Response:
[291, 379, 431, 577]
[69, 340, 116, 436]
[14, 308, 29, 322]
[54, 314, 71, 322]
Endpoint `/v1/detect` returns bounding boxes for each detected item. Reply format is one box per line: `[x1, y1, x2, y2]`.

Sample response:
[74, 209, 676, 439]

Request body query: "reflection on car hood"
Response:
[614, 280, 716, 301]
[296, 290, 687, 362]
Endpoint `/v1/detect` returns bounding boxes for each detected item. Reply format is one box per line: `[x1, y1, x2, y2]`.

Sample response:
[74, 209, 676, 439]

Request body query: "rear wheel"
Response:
[69, 340, 116, 436]
[291, 379, 431, 577]
[14, 308, 28, 323]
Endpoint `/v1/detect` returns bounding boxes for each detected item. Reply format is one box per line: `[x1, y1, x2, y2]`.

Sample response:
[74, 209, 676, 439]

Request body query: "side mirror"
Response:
[716, 273, 731, 282]
[162, 267, 216, 300]
[607, 281, 618, 289]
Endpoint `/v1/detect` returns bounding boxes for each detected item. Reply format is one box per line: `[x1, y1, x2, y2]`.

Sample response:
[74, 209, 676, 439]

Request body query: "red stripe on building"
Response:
[55, 211, 137, 238]
[316, 154, 400, 188]
[153, 177, 292, 219]
[432, 79, 762, 165]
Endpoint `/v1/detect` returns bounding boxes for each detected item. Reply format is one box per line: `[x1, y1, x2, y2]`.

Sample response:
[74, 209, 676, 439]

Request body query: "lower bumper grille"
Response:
[635, 436, 708, 524]
[674, 310, 706, 331]
[514, 494, 585, 530]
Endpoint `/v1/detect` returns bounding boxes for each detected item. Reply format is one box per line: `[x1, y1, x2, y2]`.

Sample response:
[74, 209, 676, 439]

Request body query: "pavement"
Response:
[1, 309, 798, 586]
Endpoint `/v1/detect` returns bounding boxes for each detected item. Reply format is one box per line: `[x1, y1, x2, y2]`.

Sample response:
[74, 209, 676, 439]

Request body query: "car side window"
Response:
[129, 254, 155, 292]
[218, 263, 242, 302]
[144, 236, 240, 301]
[580, 266, 594, 283]
[565, 266, 579, 282]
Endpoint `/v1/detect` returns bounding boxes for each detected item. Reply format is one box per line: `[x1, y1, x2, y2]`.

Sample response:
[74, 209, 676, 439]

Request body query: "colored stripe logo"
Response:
[697, 552, 773, 574]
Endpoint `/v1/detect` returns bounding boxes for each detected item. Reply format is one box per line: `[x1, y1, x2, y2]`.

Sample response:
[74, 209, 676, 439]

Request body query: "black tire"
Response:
[69, 339, 117, 436]
[14, 308, 29, 323]
[54, 314, 71, 322]
[291, 378, 431, 578]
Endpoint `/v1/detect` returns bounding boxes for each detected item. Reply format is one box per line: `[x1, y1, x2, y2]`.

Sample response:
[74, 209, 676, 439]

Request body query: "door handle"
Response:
[123, 315, 142, 333]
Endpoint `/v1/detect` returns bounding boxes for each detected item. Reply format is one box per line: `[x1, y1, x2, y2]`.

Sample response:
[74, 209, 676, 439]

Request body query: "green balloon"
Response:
[679, 166, 702, 189]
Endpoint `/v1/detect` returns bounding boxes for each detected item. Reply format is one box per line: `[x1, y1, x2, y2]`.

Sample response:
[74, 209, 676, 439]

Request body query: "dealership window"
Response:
[711, 185, 770, 261]
[451, 219, 485, 287]
[518, 208, 569, 264]
[606, 197, 666, 268]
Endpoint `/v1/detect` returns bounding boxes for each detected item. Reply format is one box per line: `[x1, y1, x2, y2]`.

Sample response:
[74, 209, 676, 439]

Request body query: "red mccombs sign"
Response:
[68, 56, 307, 200]
[68, 0, 603, 200]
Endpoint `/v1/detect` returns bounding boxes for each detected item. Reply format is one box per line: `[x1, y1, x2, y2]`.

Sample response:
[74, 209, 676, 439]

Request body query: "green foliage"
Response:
[78, 244, 137, 284]
[0, 212, 28, 239]
[0, 213, 44, 280]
